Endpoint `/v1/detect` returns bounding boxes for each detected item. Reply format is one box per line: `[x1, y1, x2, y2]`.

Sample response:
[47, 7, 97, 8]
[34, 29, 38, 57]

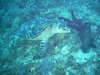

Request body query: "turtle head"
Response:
[51, 22, 70, 34]
[58, 25, 70, 33]
[57, 23, 70, 33]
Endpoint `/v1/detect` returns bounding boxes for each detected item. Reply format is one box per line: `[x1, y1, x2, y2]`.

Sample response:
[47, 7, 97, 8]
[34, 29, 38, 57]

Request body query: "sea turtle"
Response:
[9, 17, 70, 58]
[16, 17, 70, 50]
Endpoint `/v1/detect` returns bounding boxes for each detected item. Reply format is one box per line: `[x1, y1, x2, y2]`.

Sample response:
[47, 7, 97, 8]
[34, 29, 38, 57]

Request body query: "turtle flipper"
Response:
[9, 35, 20, 47]
[39, 38, 48, 50]
[33, 39, 48, 59]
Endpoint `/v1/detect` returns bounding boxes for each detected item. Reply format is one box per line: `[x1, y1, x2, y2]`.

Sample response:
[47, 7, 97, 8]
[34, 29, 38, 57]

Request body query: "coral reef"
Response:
[0, 0, 100, 75]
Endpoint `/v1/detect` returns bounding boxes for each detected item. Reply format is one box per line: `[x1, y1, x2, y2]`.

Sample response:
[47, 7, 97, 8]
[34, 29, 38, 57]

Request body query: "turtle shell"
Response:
[17, 18, 53, 40]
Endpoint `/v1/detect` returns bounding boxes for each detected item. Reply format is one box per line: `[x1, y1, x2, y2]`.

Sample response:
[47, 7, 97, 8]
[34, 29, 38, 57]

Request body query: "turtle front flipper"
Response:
[39, 39, 48, 51]
[33, 39, 48, 59]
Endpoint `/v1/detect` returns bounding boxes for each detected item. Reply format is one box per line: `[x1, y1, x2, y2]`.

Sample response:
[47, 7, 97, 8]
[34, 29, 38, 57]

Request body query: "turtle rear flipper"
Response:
[9, 35, 20, 47]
